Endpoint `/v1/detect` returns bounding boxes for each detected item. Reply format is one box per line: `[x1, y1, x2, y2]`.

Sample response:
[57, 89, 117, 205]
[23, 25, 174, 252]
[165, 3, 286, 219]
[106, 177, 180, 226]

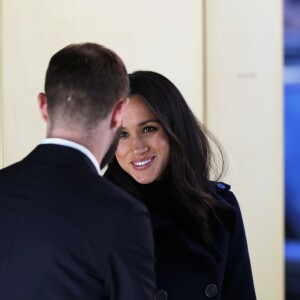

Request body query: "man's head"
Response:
[40, 42, 128, 131]
[38, 43, 129, 165]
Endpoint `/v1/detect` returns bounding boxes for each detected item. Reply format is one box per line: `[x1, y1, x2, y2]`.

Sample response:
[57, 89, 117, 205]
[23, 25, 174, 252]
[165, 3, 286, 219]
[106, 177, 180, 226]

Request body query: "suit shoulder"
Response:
[0, 160, 25, 182]
[91, 175, 148, 214]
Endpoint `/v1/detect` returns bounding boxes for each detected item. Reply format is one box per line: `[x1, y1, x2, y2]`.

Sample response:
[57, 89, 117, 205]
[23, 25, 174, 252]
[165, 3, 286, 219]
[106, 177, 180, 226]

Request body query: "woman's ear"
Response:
[110, 98, 128, 129]
[38, 93, 48, 122]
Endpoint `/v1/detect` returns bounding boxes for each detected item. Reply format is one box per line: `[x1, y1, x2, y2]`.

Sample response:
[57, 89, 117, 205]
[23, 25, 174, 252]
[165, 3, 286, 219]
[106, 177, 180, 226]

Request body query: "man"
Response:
[0, 43, 156, 300]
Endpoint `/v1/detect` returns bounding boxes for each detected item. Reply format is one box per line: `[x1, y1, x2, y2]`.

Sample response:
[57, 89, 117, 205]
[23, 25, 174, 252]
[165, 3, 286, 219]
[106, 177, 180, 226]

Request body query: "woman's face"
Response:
[115, 95, 170, 184]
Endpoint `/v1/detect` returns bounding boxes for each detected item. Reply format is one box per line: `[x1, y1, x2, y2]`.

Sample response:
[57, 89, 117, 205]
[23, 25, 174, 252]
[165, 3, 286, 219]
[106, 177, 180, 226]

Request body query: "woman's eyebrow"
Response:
[121, 119, 160, 130]
[138, 119, 160, 126]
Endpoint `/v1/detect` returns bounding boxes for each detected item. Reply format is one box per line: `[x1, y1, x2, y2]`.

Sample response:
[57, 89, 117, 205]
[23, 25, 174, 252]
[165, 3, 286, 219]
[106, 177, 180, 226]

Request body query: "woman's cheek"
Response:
[116, 141, 128, 161]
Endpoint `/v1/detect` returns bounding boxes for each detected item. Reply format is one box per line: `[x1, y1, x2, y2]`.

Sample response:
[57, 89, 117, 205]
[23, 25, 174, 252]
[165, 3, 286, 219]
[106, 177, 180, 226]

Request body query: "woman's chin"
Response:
[131, 174, 156, 185]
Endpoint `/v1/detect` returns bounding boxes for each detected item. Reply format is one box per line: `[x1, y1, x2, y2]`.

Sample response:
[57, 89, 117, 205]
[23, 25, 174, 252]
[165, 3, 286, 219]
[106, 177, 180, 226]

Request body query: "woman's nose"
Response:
[132, 136, 148, 155]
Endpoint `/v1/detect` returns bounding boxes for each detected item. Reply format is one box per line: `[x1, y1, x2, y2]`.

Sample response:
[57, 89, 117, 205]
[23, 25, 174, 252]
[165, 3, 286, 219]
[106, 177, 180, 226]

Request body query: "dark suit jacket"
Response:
[0, 144, 156, 300]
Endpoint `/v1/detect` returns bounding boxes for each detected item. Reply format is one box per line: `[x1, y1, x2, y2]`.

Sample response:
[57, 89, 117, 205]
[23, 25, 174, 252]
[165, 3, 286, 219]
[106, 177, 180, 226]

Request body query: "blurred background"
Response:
[284, 0, 300, 299]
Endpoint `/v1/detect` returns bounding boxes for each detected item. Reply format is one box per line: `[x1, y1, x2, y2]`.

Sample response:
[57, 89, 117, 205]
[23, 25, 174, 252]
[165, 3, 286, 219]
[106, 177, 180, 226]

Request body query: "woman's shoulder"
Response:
[210, 181, 239, 207]
[210, 181, 241, 232]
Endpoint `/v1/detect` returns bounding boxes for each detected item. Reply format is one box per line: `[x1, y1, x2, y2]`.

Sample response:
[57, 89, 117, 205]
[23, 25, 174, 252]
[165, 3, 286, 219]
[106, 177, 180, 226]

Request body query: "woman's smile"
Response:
[131, 156, 155, 170]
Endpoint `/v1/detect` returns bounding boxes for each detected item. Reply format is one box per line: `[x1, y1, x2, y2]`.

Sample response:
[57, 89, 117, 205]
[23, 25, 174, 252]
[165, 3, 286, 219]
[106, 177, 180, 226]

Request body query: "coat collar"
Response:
[150, 182, 237, 264]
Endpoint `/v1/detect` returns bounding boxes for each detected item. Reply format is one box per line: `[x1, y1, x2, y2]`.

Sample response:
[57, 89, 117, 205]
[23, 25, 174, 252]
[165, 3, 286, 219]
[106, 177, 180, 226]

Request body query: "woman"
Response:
[104, 71, 256, 300]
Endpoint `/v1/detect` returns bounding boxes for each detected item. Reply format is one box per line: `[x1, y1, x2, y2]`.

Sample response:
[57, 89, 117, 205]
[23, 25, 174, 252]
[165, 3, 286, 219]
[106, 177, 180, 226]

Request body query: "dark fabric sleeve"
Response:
[104, 203, 156, 300]
[221, 191, 256, 300]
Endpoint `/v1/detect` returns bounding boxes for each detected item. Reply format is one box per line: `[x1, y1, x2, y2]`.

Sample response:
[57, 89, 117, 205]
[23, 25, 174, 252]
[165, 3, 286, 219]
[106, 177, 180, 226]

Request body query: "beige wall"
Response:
[0, 1, 283, 299]
[205, 0, 284, 299]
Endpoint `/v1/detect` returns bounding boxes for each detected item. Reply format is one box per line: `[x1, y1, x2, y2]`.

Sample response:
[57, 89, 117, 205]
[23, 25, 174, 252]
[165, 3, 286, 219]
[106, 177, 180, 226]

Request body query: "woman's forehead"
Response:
[122, 96, 158, 126]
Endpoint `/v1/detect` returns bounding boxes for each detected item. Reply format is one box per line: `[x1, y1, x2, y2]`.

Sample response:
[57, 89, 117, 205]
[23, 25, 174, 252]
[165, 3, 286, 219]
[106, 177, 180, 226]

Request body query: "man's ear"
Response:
[38, 93, 48, 122]
[110, 98, 128, 129]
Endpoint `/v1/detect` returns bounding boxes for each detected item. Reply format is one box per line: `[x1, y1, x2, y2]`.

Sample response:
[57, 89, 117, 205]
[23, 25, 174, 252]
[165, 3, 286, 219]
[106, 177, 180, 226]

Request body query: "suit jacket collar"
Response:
[24, 144, 100, 175]
[40, 138, 101, 175]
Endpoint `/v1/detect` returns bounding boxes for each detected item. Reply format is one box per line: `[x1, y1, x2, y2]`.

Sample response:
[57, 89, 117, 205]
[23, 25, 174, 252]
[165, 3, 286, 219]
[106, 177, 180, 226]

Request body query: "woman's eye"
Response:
[120, 131, 128, 138]
[143, 126, 157, 133]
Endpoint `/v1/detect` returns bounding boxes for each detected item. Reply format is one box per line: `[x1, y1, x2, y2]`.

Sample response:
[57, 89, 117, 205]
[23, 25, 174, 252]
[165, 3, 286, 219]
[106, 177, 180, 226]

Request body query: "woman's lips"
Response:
[131, 156, 155, 170]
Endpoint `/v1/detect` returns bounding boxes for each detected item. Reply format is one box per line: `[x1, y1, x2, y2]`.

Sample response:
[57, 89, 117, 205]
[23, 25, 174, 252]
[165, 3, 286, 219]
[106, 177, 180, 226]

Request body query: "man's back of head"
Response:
[37, 43, 129, 164]
[43, 42, 129, 135]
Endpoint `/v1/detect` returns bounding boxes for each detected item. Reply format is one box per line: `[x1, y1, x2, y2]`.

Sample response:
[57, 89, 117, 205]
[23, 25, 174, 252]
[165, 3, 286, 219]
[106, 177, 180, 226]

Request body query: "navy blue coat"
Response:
[0, 144, 156, 300]
[151, 183, 256, 300]
[105, 164, 256, 300]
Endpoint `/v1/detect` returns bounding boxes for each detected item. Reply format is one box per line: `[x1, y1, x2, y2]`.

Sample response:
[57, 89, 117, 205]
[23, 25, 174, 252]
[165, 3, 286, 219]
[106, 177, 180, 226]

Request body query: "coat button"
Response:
[216, 182, 226, 190]
[154, 289, 168, 300]
[205, 284, 218, 298]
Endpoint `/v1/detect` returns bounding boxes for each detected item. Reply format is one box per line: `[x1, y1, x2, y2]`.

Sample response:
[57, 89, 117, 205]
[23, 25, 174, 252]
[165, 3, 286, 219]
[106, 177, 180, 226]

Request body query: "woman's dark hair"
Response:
[107, 70, 226, 247]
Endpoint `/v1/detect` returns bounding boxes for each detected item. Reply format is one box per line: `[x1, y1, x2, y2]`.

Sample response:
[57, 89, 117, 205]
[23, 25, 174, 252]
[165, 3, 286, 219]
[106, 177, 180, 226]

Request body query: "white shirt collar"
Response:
[40, 138, 101, 175]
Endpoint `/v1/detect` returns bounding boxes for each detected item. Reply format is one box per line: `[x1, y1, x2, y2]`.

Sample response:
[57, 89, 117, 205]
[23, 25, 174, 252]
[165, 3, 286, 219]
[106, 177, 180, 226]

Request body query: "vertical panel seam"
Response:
[0, 0, 3, 168]
[202, 0, 207, 125]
